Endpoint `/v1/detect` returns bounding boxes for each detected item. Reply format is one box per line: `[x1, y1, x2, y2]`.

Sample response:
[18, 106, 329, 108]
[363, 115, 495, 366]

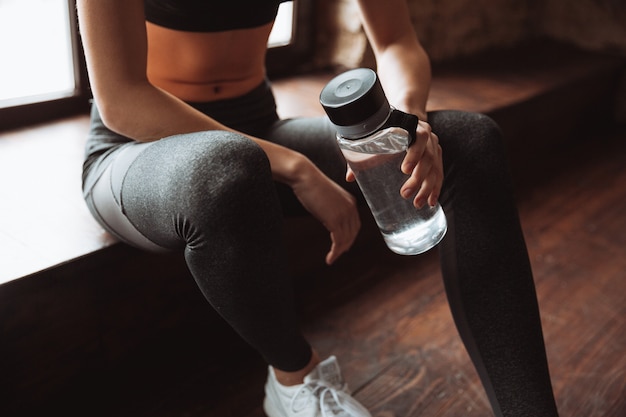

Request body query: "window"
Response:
[269, 1, 295, 48]
[0, 0, 88, 131]
[266, 0, 314, 77]
[0, 0, 76, 108]
[0, 0, 313, 131]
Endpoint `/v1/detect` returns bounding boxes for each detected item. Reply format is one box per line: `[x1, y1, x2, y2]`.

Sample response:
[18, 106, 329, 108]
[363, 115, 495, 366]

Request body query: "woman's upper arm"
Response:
[355, 0, 417, 53]
[77, 0, 149, 112]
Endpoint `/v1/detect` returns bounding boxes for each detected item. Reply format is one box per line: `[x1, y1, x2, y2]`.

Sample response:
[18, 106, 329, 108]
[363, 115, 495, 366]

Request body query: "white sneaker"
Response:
[263, 356, 372, 417]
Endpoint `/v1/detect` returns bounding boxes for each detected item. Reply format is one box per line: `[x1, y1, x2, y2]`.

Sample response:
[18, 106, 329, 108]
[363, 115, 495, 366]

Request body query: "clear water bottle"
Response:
[320, 68, 447, 255]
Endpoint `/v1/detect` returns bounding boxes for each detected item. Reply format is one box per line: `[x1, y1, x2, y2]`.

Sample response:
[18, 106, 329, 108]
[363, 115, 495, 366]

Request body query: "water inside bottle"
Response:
[338, 128, 447, 255]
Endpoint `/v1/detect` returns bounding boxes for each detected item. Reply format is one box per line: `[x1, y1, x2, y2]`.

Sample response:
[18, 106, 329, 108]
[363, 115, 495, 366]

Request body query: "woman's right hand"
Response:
[290, 160, 361, 265]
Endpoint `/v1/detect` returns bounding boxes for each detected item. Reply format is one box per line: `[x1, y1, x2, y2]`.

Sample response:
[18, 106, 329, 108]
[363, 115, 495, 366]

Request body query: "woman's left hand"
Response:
[346, 120, 443, 208]
[399, 120, 443, 208]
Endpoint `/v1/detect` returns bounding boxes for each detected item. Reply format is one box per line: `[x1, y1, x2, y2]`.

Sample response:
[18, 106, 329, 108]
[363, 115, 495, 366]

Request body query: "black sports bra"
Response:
[144, 0, 291, 32]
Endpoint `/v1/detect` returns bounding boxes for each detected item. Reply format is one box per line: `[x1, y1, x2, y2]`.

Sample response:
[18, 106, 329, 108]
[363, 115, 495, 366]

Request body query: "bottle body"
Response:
[319, 67, 447, 255]
[337, 127, 447, 255]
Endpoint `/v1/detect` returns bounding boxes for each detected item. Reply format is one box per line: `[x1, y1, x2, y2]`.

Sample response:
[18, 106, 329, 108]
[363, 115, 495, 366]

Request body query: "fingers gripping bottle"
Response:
[320, 68, 447, 255]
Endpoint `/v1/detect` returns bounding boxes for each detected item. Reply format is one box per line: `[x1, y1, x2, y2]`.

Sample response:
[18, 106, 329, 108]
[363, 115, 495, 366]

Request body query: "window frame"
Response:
[266, 0, 315, 78]
[0, 0, 91, 132]
[0, 0, 314, 132]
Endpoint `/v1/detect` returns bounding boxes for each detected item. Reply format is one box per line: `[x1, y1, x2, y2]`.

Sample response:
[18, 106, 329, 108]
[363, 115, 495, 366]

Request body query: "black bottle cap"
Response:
[319, 68, 390, 136]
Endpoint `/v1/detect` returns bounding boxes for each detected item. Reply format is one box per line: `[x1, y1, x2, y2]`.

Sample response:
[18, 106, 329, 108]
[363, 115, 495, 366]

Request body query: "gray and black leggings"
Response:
[82, 81, 559, 417]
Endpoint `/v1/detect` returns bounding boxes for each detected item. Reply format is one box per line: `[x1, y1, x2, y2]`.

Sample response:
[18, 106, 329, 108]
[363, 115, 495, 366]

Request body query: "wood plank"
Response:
[0, 116, 116, 284]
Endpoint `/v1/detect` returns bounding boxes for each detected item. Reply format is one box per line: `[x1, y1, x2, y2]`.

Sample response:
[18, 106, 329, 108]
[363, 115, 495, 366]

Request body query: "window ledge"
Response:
[0, 115, 116, 284]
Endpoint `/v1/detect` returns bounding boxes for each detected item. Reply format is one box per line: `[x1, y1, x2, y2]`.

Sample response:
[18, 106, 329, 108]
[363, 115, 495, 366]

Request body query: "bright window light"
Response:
[0, 0, 76, 108]
[268, 1, 294, 47]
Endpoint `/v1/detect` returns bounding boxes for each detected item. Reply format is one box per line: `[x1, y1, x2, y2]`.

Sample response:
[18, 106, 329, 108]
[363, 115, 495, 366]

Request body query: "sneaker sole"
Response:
[263, 395, 284, 417]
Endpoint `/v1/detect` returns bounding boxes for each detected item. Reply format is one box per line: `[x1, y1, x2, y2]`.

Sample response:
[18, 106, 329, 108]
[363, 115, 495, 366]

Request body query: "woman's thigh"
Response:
[86, 130, 280, 251]
[85, 140, 169, 251]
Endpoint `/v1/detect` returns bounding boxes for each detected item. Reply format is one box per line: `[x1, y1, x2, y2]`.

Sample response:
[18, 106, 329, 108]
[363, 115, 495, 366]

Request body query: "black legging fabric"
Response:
[82, 81, 559, 417]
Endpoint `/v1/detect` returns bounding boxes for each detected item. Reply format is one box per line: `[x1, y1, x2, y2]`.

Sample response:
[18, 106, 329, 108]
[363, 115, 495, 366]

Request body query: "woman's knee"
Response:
[469, 112, 504, 151]
[432, 111, 507, 174]
[196, 131, 265, 174]
[164, 131, 274, 207]
[121, 131, 276, 234]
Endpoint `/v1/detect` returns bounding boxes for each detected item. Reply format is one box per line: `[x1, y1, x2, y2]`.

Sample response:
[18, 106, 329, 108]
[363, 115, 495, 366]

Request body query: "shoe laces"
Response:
[290, 379, 369, 417]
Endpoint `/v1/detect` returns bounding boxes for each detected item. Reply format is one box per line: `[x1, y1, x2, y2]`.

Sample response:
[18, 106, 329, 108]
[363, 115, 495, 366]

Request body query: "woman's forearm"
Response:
[375, 36, 432, 121]
[95, 81, 220, 141]
[96, 81, 312, 186]
[355, 0, 432, 120]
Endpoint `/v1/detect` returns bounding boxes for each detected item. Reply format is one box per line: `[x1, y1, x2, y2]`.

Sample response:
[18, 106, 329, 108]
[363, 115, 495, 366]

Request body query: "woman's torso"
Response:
[146, 22, 273, 102]
[144, 0, 287, 102]
[83, 1, 287, 192]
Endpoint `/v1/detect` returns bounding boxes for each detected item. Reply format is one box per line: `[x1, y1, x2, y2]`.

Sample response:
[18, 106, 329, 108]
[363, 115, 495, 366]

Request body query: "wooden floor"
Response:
[103, 127, 625, 417]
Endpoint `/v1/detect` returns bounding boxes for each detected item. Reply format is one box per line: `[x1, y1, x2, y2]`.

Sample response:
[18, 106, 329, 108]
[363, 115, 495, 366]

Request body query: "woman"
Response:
[77, 0, 560, 416]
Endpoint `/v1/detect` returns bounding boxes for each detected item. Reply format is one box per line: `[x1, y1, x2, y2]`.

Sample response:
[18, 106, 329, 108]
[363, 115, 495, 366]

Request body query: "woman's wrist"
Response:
[393, 93, 428, 122]
[273, 150, 317, 188]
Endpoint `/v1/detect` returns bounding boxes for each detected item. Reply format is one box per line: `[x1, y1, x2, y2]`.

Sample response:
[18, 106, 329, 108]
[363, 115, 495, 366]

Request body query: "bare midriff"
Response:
[146, 21, 273, 102]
